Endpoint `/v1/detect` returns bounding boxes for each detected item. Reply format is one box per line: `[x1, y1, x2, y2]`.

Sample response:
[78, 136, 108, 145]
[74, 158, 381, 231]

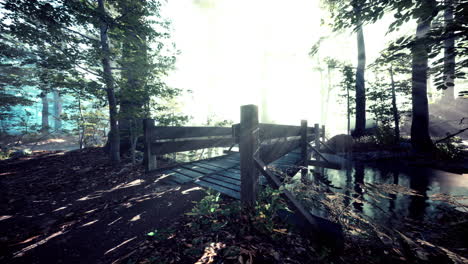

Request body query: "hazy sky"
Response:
[161, 0, 412, 134]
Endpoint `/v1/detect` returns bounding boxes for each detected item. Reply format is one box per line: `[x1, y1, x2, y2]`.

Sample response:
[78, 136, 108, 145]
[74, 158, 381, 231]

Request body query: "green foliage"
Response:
[187, 187, 289, 238]
[253, 186, 289, 236]
[434, 137, 464, 160]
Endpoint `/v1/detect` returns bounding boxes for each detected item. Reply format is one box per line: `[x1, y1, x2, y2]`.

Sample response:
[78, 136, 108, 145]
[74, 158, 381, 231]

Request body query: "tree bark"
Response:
[442, 0, 455, 102]
[53, 89, 62, 132]
[389, 66, 400, 142]
[41, 92, 49, 134]
[98, 0, 120, 163]
[354, 21, 366, 137]
[411, 18, 434, 152]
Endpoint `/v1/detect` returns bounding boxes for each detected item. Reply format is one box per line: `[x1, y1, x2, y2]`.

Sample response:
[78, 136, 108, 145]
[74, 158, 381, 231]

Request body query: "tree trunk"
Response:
[354, 22, 366, 137]
[347, 85, 350, 135]
[411, 18, 433, 152]
[442, 0, 455, 102]
[98, 0, 120, 163]
[389, 66, 400, 142]
[53, 89, 62, 133]
[41, 92, 49, 134]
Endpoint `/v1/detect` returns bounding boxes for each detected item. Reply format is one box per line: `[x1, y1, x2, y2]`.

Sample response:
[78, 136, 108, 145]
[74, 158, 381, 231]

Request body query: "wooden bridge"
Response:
[143, 104, 344, 249]
[143, 105, 326, 201]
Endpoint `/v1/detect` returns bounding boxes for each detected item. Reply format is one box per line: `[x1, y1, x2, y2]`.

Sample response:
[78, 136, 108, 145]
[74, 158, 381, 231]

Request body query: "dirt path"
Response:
[0, 148, 206, 264]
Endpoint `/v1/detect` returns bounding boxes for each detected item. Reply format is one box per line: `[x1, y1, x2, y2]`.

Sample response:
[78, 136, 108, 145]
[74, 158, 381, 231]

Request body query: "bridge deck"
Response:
[156, 149, 306, 199]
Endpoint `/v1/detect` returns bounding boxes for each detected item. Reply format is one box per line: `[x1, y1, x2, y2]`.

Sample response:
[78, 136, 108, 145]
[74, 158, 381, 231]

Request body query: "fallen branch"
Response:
[435, 127, 468, 144]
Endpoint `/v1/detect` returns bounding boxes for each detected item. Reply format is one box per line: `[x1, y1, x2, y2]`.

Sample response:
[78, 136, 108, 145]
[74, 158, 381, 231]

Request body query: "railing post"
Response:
[301, 120, 308, 167]
[143, 119, 157, 172]
[239, 104, 259, 208]
[322, 125, 326, 143]
[314, 123, 320, 160]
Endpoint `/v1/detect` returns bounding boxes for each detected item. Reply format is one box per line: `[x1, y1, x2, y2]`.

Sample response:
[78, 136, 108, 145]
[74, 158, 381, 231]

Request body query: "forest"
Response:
[0, 0, 467, 263]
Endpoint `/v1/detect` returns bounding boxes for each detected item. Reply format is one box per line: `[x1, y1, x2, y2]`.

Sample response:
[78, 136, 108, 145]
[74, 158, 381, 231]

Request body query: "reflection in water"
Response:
[408, 168, 430, 220]
[353, 164, 364, 212]
[388, 170, 399, 213]
[303, 163, 468, 225]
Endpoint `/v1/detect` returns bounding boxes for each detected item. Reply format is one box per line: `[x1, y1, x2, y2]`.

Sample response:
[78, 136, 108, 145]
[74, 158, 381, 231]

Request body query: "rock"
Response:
[326, 134, 354, 153]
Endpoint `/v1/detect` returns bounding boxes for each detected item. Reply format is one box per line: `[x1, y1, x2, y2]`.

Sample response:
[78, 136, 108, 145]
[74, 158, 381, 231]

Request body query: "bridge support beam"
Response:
[314, 123, 320, 160]
[300, 120, 308, 167]
[239, 104, 259, 208]
[143, 119, 157, 172]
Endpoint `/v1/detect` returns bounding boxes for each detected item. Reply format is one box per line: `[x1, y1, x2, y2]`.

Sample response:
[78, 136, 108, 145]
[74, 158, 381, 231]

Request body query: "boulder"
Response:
[326, 134, 354, 153]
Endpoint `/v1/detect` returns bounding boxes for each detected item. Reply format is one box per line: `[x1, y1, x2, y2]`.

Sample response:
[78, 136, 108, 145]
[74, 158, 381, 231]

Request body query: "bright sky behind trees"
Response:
[161, 0, 413, 134]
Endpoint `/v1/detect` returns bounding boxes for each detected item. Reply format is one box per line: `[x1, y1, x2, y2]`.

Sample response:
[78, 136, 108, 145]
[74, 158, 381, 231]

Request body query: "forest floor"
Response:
[0, 148, 206, 264]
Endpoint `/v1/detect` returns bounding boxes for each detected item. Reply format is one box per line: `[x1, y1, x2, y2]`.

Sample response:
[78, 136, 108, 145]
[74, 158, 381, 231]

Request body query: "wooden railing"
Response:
[143, 120, 234, 171]
[143, 106, 323, 173]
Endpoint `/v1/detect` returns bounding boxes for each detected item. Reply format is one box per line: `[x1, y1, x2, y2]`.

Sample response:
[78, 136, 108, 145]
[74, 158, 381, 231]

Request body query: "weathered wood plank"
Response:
[260, 138, 301, 164]
[239, 104, 259, 207]
[201, 176, 241, 190]
[301, 120, 308, 167]
[192, 162, 228, 171]
[254, 157, 344, 250]
[162, 170, 195, 184]
[171, 167, 204, 179]
[308, 160, 342, 170]
[197, 160, 238, 169]
[181, 164, 217, 175]
[206, 174, 241, 185]
[144, 119, 157, 172]
[151, 137, 233, 155]
[216, 170, 241, 180]
[152, 126, 232, 139]
[195, 180, 240, 199]
[233, 123, 312, 142]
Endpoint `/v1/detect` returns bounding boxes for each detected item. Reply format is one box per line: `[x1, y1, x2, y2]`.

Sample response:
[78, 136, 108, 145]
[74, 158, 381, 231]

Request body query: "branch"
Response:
[435, 127, 468, 144]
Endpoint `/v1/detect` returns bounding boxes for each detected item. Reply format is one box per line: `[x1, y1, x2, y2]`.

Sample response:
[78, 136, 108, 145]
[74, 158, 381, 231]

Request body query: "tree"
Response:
[411, 4, 435, 152]
[97, 0, 120, 163]
[322, 0, 369, 137]
[339, 64, 355, 135]
[1, 0, 181, 162]
[370, 48, 412, 142]
[323, 0, 448, 151]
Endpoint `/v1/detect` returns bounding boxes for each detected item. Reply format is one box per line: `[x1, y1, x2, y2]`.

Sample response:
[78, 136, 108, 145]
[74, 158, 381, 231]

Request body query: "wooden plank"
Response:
[152, 126, 232, 139]
[260, 138, 302, 164]
[233, 123, 307, 142]
[201, 177, 240, 191]
[216, 170, 241, 180]
[143, 119, 157, 172]
[308, 143, 329, 162]
[207, 174, 241, 185]
[308, 160, 342, 170]
[197, 160, 238, 169]
[192, 162, 228, 171]
[259, 124, 301, 140]
[239, 104, 259, 207]
[253, 157, 344, 250]
[181, 164, 217, 175]
[151, 137, 233, 155]
[171, 167, 204, 179]
[301, 120, 308, 167]
[195, 180, 240, 199]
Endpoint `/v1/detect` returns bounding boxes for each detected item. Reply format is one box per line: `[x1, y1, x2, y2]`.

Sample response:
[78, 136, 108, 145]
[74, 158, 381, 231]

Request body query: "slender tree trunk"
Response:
[347, 86, 350, 135]
[442, 0, 455, 102]
[411, 18, 433, 152]
[98, 0, 120, 163]
[389, 66, 400, 142]
[53, 89, 62, 133]
[354, 19, 366, 137]
[41, 92, 49, 134]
